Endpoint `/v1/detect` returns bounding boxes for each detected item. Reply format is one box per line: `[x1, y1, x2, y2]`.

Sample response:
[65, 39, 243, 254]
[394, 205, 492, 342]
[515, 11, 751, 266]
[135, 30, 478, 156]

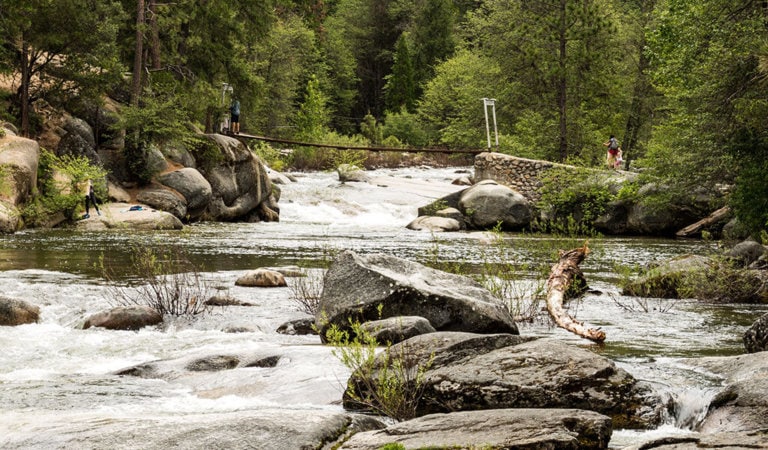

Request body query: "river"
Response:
[0, 166, 765, 448]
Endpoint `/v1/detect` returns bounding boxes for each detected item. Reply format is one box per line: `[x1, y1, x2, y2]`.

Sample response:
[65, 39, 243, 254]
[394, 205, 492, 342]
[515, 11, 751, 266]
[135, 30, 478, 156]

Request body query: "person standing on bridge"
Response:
[229, 98, 241, 134]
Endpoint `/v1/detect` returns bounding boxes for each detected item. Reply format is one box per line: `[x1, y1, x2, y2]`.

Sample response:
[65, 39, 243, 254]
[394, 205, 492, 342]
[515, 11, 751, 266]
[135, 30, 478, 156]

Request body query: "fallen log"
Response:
[546, 242, 606, 343]
[675, 206, 731, 238]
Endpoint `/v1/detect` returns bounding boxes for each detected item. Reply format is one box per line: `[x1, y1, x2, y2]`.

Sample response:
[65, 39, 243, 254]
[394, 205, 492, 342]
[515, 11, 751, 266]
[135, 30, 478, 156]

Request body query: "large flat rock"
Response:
[74, 202, 183, 231]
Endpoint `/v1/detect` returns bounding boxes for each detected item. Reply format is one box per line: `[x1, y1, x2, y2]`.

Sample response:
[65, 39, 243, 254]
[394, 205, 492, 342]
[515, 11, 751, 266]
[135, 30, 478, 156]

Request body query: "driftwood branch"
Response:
[676, 206, 731, 238]
[545, 242, 606, 343]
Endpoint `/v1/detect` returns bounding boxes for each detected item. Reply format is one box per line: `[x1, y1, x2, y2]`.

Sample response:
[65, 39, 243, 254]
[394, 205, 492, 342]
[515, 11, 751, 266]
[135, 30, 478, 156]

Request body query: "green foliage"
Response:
[326, 317, 433, 422]
[410, 0, 457, 93]
[0, 127, 5, 138]
[463, 0, 628, 161]
[331, 149, 368, 170]
[250, 15, 317, 136]
[322, 0, 400, 119]
[502, 110, 559, 160]
[0, 0, 125, 134]
[378, 444, 405, 450]
[678, 257, 767, 304]
[101, 244, 213, 316]
[251, 141, 286, 172]
[21, 149, 107, 226]
[730, 159, 768, 237]
[4, 0, 765, 224]
[644, 0, 768, 236]
[537, 167, 614, 234]
[360, 113, 384, 145]
[294, 75, 331, 141]
[189, 136, 224, 172]
[382, 107, 430, 147]
[420, 199, 449, 217]
[385, 34, 417, 113]
[118, 74, 205, 183]
[616, 181, 640, 203]
[418, 49, 507, 148]
[289, 131, 369, 171]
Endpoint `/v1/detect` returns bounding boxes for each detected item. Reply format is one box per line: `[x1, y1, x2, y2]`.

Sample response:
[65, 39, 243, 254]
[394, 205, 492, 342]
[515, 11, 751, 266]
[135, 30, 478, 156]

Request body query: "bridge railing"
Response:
[227, 132, 486, 155]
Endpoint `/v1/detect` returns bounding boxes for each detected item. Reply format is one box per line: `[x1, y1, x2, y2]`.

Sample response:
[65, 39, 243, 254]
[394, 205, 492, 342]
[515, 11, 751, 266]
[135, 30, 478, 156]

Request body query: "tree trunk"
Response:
[148, 0, 161, 70]
[19, 37, 30, 137]
[622, 0, 657, 170]
[545, 243, 606, 343]
[131, 0, 145, 106]
[557, 0, 568, 162]
[205, 107, 213, 134]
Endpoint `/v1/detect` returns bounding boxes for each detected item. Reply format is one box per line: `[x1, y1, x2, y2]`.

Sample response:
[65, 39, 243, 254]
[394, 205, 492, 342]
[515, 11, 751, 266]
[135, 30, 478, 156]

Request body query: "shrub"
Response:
[288, 269, 324, 315]
[21, 149, 107, 226]
[537, 167, 614, 234]
[326, 316, 433, 422]
[382, 107, 430, 147]
[251, 141, 286, 172]
[101, 244, 213, 316]
[188, 135, 223, 171]
[678, 257, 767, 303]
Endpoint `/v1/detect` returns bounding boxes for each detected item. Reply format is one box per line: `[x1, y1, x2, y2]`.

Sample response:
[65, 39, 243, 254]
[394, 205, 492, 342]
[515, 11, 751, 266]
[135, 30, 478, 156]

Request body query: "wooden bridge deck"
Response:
[227, 132, 486, 155]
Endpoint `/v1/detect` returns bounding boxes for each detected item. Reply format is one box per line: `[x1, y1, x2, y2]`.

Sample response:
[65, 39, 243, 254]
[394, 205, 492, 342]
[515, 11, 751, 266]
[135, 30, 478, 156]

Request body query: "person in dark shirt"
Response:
[230, 99, 241, 134]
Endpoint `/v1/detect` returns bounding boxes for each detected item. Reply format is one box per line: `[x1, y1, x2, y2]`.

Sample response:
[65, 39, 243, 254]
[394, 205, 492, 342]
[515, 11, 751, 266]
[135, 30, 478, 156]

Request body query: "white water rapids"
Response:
[0, 166, 764, 448]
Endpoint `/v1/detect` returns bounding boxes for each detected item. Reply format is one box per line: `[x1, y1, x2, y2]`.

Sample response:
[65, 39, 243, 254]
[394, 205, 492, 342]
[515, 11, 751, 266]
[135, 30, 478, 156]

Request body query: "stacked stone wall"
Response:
[474, 152, 573, 204]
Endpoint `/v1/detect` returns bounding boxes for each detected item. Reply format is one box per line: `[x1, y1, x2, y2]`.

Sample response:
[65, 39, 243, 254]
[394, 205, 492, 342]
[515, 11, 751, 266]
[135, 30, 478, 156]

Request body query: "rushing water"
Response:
[0, 166, 765, 448]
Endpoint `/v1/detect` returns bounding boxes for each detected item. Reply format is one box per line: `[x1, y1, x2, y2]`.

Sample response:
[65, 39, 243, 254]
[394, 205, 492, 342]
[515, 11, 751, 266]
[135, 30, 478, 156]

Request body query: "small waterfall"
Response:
[672, 387, 718, 430]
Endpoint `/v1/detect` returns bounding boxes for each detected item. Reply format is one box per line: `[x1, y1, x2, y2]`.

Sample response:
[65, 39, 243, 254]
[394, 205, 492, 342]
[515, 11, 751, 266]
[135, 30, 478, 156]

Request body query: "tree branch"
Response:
[545, 242, 606, 343]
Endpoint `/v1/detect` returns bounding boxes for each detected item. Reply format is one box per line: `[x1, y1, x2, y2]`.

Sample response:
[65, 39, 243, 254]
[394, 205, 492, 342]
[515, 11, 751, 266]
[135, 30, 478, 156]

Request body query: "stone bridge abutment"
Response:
[473, 152, 574, 204]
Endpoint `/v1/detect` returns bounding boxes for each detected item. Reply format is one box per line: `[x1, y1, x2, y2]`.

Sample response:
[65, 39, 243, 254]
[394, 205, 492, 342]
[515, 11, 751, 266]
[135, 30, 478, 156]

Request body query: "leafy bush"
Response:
[731, 159, 768, 237]
[420, 199, 449, 216]
[474, 229, 549, 322]
[678, 257, 767, 303]
[21, 149, 107, 226]
[537, 167, 614, 234]
[382, 107, 430, 147]
[189, 135, 224, 171]
[251, 141, 286, 172]
[102, 244, 213, 316]
[288, 131, 369, 170]
[326, 316, 433, 422]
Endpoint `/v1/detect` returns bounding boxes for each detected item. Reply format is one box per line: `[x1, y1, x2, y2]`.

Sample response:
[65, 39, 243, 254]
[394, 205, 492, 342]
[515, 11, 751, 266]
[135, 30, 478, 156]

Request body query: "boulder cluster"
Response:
[413, 152, 726, 237]
[0, 118, 280, 233]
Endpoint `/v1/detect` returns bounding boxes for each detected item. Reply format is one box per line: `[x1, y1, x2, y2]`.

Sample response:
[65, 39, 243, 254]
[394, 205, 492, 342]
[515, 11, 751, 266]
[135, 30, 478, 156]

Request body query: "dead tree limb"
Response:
[675, 206, 731, 238]
[546, 242, 606, 343]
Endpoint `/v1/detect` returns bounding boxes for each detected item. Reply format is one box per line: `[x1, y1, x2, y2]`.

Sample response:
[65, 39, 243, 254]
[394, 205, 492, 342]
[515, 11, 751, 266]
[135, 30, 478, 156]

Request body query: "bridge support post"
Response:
[483, 98, 499, 150]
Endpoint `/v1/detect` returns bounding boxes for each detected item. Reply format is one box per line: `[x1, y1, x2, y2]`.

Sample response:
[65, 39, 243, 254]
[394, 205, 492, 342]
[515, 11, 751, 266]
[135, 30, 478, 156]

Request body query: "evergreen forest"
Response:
[0, 0, 766, 235]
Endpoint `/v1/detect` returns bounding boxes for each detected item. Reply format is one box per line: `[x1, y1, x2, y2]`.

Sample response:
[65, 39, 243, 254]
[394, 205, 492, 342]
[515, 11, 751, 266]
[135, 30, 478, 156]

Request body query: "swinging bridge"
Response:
[226, 132, 487, 155]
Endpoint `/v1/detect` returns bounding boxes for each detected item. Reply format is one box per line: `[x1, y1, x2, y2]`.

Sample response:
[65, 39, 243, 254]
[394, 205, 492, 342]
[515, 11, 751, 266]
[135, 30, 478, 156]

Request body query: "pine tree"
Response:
[384, 34, 417, 113]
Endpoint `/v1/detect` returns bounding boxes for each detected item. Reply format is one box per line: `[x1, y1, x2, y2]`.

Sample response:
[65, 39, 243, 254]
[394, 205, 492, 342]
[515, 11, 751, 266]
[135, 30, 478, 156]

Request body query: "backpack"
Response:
[609, 137, 618, 150]
[230, 100, 240, 116]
